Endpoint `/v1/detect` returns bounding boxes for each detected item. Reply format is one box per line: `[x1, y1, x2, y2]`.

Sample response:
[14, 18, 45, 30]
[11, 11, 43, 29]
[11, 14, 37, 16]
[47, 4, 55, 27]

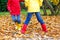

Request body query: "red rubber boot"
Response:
[41, 24, 48, 32]
[21, 24, 27, 34]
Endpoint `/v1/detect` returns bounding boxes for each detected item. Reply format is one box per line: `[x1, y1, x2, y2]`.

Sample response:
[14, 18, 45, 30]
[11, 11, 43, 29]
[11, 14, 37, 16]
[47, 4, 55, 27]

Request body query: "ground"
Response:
[0, 14, 60, 40]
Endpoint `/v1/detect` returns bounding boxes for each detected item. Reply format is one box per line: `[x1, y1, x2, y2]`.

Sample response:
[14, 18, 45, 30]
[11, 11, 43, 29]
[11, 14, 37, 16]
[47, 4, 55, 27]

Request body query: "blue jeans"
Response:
[24, 12, 45, 25]
[11, 15, 21, 24]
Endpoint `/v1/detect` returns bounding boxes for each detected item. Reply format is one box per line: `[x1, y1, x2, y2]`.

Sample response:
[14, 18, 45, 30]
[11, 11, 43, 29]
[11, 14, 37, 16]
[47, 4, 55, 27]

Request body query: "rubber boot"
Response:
[41, 24, 48, 32]
[21, 24, 27, 34]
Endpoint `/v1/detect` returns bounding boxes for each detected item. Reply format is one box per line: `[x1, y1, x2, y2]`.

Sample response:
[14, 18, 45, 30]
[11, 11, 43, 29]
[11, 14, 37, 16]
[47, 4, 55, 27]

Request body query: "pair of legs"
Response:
[21, 12, 47, 34]
[24, 12, 45, 25]
[11, 15, 22, 30]
[11, 15, 21, 24]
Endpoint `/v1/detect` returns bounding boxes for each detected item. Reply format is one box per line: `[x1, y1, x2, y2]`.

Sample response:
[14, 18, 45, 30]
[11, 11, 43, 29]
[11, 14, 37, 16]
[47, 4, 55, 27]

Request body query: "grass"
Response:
[21, 9, 27, 15]
[0, 12, 9, 16]
[0, 9, 51, 16]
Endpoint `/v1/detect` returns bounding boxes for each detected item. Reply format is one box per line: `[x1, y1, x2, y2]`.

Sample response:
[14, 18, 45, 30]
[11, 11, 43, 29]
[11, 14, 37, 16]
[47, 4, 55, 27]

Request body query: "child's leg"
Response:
[21, 13, 33, 34]
[17, 15, 21, 24]
[35, 12, 47, 32]
[11, 15, 17, 23]
[24, 13, 33, 25]
[15, 15, 21, 30]
[35, 12, 44, 24]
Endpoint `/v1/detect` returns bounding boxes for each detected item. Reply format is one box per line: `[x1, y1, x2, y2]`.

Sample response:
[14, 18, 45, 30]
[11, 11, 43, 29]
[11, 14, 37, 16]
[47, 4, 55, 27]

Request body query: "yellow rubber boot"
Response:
[15, 23, 22, 30]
